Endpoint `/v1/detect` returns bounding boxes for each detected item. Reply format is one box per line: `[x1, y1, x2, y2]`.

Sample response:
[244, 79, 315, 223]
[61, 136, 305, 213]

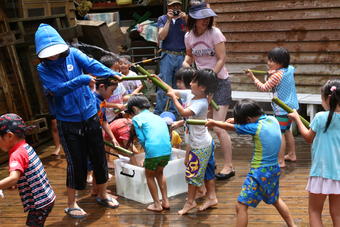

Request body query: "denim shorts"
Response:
[213, 78, 232, 106]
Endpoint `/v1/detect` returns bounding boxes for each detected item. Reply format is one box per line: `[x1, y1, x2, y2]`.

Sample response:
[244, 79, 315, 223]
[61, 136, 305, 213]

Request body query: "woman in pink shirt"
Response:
[183, 3, 234, 180]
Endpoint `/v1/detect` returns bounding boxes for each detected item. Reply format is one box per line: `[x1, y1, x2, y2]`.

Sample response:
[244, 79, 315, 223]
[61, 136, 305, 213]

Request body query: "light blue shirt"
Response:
[132, 110, 172, 158]
[310, 111, 340, 180]
[235, 115, 281, 168]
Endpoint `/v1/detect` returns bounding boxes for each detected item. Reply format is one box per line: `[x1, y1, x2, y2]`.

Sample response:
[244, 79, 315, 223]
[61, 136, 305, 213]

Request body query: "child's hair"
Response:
[95, 77, 117, 89]
[100, 55, 120, 68]
[175, 67, 196, 89]
[233, 99, 264, 124]
[321, 79, 340, 132]
[119, 55, 131, 64]
[267, 47, 290, 68]
[191, 68, 217, 95]
[126, 94, 151, 114]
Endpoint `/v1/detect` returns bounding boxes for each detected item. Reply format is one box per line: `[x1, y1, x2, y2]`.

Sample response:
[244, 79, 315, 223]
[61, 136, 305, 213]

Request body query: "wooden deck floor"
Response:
[0, 133, 333, 226]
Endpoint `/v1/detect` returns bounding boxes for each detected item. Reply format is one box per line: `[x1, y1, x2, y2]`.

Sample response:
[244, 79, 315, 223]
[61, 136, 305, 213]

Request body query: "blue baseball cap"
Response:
[189, 3, 217, 19]
[160, 111, 176, 125]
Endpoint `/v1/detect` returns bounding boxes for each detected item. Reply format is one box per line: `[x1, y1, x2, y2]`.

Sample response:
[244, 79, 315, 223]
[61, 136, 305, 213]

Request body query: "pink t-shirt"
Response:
[185, 27, 229, 79]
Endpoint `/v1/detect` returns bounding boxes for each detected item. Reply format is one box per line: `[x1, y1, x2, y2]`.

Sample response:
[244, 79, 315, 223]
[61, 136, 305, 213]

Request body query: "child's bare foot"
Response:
[178, 201, 197, 215]
[51, 145, 61, 156]
[279, 160, 286, 168]
[198, 198, 218, 211]
[161, 199, 170, 210]
[146, 203, 163, 212]
[284, 154, 297, 162]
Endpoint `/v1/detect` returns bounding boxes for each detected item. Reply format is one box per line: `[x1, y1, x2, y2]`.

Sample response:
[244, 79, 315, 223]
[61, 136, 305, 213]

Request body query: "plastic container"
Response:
[114, 148, 187, 204]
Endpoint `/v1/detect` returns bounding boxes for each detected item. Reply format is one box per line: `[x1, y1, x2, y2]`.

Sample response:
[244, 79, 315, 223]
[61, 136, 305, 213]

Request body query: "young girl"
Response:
[288, 79, 340, 227]
[167, 69, 218, 215]
[127, 94, 172, 212]
[246, 47, 299, 167]
[206, 99, 296, 227]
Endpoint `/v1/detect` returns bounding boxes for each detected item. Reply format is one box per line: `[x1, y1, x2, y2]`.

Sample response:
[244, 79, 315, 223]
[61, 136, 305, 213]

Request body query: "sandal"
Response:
[64, 207, 87, 219]
[96, 197, 119, 209]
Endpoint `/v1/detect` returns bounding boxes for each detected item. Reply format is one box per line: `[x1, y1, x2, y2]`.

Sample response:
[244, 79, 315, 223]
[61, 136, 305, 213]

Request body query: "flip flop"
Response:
[96, 197, 119, 209]
[64, 207, 87, 219]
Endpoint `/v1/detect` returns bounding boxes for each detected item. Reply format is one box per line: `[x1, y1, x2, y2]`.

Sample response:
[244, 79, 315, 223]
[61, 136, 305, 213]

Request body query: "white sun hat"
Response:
[38, 43, 69, 59]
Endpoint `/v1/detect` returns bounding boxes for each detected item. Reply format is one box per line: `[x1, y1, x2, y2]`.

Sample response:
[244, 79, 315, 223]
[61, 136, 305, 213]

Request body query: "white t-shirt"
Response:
[185, 27, 229, 79]
[122, 70, 142, 94]
[178, 90, 212, 149]
[105, 83, 127, 122]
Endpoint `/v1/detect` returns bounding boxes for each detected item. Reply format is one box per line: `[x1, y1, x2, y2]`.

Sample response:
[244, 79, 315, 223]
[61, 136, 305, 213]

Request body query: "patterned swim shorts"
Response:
[238, 165, 280, 208]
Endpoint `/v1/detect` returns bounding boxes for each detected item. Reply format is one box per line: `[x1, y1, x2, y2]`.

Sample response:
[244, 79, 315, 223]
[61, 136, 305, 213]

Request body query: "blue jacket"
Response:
[35, 24, 119, 122]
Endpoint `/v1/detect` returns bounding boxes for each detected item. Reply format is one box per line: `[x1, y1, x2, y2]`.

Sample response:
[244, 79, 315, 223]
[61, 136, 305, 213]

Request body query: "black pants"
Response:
[58, 114, 108, 190]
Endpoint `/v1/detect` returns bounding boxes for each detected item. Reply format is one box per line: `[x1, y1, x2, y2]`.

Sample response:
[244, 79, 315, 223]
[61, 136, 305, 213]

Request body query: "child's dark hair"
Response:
[268, 47, 290, 68]
[100, 54, 120, 68]
[95, 77, 117, 89]
[321, 79, 340, 132]
[191, 68, 217, 95]
[119, 55, 131, 64]
[233, 99, 264, 124]
[126, 94, 151, 114]
[175, 67, 196, 89]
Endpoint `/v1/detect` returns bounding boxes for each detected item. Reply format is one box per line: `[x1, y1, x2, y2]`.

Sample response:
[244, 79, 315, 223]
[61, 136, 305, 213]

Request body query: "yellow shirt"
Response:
[171, 130, 182, 147]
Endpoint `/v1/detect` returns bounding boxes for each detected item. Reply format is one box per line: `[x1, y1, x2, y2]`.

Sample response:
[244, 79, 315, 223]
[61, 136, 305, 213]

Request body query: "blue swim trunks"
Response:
[238, 164, 280, 208]
[204, 141, 215, 181]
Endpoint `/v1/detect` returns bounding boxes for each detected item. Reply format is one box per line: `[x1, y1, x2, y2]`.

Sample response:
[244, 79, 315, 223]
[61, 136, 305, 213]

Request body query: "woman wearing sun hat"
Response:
[183, 3, 235, 181]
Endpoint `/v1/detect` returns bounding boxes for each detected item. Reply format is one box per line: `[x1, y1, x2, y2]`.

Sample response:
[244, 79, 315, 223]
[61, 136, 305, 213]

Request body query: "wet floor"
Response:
[0, 132, 333, 226]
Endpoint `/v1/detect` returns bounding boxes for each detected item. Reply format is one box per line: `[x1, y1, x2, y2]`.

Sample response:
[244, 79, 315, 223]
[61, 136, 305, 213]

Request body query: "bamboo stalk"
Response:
[272, 97, 310, 128]
[186, 119, 207, 125]
[120, 75, 148, 81]
[248, 69, 267, 74]
[210, 100, 220, 111]
[104, 141, 133, 156]
[134, 64, 169, 91]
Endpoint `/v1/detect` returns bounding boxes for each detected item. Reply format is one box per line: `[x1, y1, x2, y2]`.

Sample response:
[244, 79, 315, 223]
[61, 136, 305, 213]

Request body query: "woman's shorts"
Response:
[238, 165, 281, 208]
[213, 78, 232, 106]
[144, 155, 171, 171]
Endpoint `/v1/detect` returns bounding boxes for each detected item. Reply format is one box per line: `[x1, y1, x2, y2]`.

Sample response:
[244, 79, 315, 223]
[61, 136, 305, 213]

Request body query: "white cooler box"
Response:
[114, 148, 187, 204]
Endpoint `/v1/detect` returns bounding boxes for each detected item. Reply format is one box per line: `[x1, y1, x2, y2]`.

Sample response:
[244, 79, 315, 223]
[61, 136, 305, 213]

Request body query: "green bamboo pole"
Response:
[248, 69, 267, 74]
[104, 141, 133, 156]
[120, 75, 148, 81]
[186, 119, 207, 125]
[134, 64, 219, 111]
[272, 97, 310, 128]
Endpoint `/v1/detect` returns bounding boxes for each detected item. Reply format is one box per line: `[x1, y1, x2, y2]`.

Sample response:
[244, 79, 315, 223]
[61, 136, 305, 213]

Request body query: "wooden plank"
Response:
[216, 7, 340, 22]
[219, 18, 340, 32]
[226, 52, 340, 64]
[227, 63, 340, 75]
[0, 31, 15, 47]
[224, 30, 340, 43]
[211, 0, 340, 13]
[0, 59, 17, 114]
[226, 41, 340, 53]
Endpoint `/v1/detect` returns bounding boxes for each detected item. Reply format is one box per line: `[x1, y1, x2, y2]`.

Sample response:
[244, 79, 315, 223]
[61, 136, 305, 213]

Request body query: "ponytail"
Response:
[322, 80, 340, 132]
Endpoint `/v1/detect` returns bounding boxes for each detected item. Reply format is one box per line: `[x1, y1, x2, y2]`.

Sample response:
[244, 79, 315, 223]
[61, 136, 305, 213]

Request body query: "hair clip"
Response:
[330, 86, 337, 92]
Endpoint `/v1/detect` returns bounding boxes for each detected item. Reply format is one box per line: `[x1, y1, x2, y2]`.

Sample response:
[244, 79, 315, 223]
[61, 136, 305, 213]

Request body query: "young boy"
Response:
[100, 55, 129, 123]
[246, 47, 299, 167]
[119, 55, 143, 94]
[206, 99, 296, 227]
[127, 94, 172, 212]
[0, 113, 56, 226]
[166, 69, 218, 215]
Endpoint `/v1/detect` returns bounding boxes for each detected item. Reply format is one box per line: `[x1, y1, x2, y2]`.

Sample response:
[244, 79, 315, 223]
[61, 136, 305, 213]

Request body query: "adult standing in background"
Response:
[183, 3, 235, 180]
[154, 0, 187, 116]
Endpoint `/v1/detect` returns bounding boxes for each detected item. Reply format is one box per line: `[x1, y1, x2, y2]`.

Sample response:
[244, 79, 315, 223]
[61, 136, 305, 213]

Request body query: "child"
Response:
[127, 94, 172, 212]
[0, 113, 56, 226]
[206, 99, 296, 227]
[175, 67, 196, 90]
[246, 47, 299, 167]
[119, 55, 143, 94]
[288, 79, 340, 226]
[160, 111, 182, 149]
[166, 69, 218, 215]
[99, 55, 129, 123]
